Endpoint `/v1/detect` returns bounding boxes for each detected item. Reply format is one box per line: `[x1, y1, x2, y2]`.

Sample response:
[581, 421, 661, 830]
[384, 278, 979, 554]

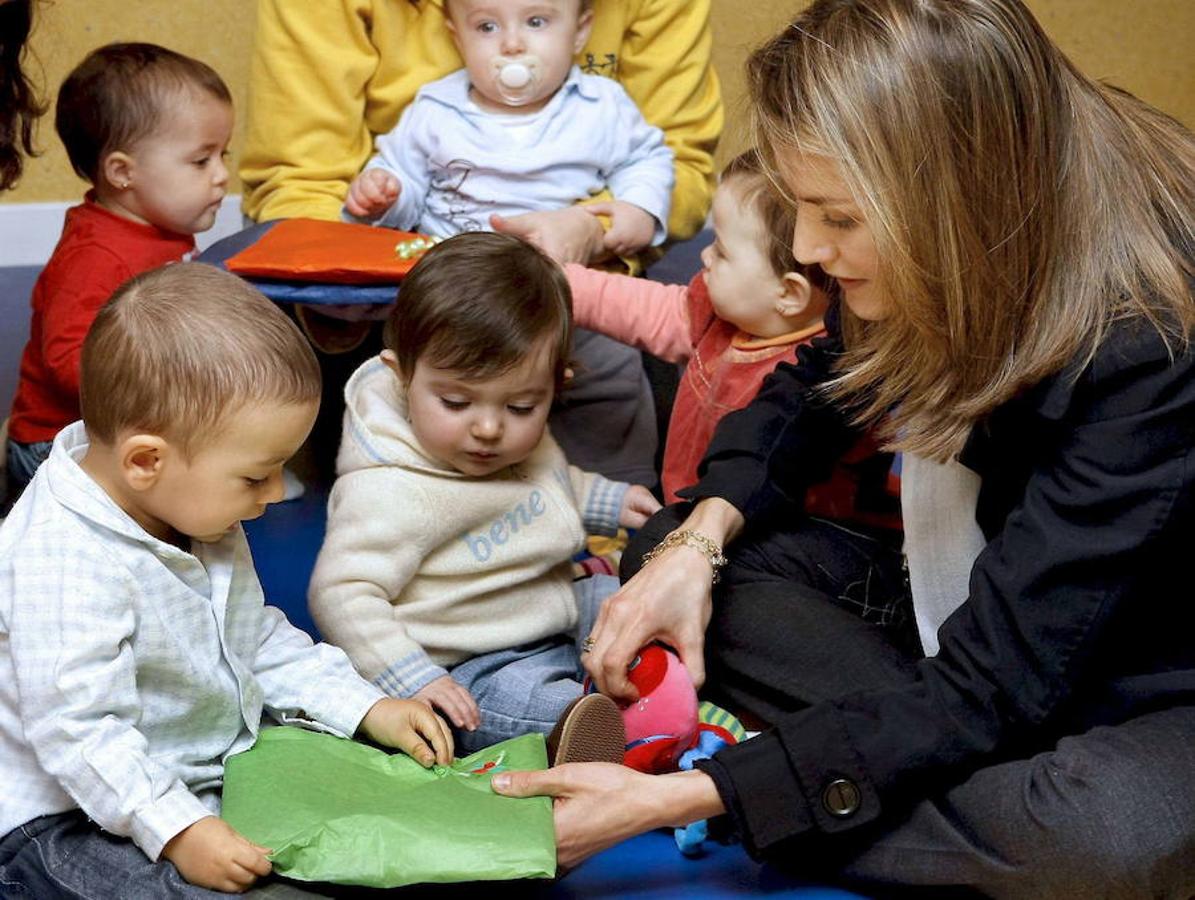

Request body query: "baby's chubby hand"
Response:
[586, 200, 657, 257]
[346, 168, 401, 219]
[619, 485, 662, 530]
[358, 697, 454, 767]
[414, 674, 482, 733]
[161, 816, 272, 893]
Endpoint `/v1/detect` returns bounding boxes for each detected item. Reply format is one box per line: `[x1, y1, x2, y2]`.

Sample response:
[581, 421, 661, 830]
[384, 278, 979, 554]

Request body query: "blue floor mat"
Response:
[245, 486, 867, 899]
[547, 829, 862, 899]
[244, 482, 330, 640]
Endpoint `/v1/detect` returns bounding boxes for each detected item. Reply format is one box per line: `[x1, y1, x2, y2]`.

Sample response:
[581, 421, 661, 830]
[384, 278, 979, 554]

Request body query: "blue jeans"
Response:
[448, 574, 618, 754]
[0, 811, 330, 898]
[2, 438, 51, 516]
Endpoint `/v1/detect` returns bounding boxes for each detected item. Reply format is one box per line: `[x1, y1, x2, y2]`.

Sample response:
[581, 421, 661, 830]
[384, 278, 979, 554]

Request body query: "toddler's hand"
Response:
[346, 169, 401, 219]
[587, 201, 656, 257]
[161, 816, 272, 894]
[412, 675, 482, 733]
[619, 485, 662, 529]
[359, 696, 455, 766]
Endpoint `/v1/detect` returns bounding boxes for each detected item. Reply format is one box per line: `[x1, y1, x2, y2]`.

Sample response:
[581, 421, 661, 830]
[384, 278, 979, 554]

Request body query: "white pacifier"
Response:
[498, 62, 532, 89]
[491, 55, 541, 105]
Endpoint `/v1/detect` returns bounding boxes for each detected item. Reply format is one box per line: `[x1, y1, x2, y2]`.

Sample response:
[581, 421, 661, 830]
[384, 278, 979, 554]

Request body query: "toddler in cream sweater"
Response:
[309, 232, 658, 752]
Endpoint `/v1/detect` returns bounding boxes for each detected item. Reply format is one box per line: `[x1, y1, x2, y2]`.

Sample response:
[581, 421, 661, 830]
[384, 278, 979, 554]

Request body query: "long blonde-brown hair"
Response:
[750, 0, 1195, 459]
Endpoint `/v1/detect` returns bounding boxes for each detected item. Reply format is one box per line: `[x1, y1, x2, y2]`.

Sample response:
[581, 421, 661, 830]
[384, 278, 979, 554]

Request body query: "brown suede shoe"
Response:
[546, 694, 626, 766]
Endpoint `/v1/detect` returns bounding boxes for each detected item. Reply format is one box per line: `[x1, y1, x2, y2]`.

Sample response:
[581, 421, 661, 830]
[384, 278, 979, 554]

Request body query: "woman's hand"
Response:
[413, 674, 481, 732]
[490, 206, 607, 266]
[492, 765, 724, 869]
[618, 485, 663, 530]
[584, 544, 715, 700]
[358, 697, 454, 767]
[584, 499, 744, 700]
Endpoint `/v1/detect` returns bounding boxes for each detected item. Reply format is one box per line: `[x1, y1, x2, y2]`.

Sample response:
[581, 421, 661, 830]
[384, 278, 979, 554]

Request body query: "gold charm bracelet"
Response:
[641, 529, 728, 583]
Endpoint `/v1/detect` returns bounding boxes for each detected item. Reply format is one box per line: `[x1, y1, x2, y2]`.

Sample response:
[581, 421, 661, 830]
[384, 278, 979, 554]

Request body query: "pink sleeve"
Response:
[564, 263, 694, 364]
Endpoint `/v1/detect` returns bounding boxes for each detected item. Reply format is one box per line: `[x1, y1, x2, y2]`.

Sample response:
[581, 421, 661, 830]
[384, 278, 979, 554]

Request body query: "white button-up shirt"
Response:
[0, 423, 384, 860]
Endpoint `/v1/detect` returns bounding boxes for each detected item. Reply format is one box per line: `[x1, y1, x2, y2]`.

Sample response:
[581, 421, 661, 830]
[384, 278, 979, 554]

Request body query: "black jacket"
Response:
[690, 302, 1195, 857]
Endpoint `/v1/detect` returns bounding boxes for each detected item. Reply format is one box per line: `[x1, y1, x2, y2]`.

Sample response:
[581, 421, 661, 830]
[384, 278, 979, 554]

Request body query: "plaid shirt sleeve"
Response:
[8, 532, 210, 860]
[253, 604, 385, 737]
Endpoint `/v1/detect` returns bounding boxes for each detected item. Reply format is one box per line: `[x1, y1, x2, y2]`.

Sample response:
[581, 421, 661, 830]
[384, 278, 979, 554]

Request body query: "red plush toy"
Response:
[586, 644, 699, 774]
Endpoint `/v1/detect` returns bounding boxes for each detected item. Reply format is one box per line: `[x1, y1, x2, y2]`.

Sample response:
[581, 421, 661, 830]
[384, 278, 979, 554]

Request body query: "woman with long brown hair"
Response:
[0, 0, 43, 192]
[494, 0, 1195, 894]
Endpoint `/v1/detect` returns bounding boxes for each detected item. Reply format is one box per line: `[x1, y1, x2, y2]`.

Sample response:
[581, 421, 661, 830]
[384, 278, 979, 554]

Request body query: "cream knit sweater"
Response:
[308, 358, 627, 697]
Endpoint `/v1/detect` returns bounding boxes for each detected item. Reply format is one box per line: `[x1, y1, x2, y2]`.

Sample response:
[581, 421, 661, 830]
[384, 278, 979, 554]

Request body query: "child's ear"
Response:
[100, 151, 135, 193]
[379, 350, 409, 388]
[775, 271, 814, 319]
[574, 8, 595, 54]
[118, 434, 169, 492]
[444, 13, 463, 52]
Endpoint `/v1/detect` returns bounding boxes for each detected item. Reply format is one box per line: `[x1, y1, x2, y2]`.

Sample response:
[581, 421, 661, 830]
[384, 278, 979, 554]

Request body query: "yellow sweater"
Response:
[240, 0, 722, 242]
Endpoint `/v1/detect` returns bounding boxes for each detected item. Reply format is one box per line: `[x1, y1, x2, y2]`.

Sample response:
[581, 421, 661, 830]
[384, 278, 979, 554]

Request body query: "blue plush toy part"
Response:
[674, 702, 746, 857]
[675, 818, 709, 857]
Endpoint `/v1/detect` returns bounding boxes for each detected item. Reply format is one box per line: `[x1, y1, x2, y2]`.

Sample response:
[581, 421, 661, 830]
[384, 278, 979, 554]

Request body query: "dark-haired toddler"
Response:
[309, 232, 659, 754]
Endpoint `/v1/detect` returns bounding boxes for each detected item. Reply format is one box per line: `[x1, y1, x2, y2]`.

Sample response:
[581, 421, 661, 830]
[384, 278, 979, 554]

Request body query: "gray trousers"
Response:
[549, 327, 658, 487]
[626, 505, 1195, 899]
[840, 705, 1195, 898]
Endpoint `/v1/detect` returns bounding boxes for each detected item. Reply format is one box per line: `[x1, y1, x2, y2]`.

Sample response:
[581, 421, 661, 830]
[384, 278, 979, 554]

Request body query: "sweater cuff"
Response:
[373, 650, 449, 698]
[583, 477, 628, 536]
[131, 785, 213, 862]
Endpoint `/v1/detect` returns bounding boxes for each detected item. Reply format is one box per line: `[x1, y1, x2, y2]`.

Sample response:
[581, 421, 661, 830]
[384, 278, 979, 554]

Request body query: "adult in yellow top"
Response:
[240, 0, 723, 261]
[239, 0, 723, 487]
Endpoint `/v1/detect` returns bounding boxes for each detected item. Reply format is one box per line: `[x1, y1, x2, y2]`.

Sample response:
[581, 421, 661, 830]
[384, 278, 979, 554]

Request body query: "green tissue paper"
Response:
[222, 727, 556, 888]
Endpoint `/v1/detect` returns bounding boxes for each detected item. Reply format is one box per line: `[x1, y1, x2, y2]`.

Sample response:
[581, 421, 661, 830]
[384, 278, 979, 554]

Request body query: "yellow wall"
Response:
[5, 0, 1193, 204]
[7, 2, 256, 203]
[711, 0, 1195, 163]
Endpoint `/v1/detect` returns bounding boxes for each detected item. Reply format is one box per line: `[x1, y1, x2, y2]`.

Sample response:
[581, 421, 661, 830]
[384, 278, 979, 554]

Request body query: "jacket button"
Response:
[822, 778, 861, 817]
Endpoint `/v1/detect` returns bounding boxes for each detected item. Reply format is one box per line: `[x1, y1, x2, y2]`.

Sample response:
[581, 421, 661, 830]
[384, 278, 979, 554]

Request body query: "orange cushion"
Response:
[224, 218, 427, 284]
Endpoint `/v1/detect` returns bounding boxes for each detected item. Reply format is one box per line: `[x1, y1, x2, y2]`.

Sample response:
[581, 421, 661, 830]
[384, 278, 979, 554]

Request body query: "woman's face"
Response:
[778, 150, 887, 321]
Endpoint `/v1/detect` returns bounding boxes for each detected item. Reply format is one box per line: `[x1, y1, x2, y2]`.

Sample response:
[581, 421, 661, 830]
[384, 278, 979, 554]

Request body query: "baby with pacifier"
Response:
[345, 0, 674, 259]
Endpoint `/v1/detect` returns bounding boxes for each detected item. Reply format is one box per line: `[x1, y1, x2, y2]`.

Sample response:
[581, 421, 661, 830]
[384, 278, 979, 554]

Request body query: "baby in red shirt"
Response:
[5, 42, 233, 511]
[566, 149, 898, 525]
